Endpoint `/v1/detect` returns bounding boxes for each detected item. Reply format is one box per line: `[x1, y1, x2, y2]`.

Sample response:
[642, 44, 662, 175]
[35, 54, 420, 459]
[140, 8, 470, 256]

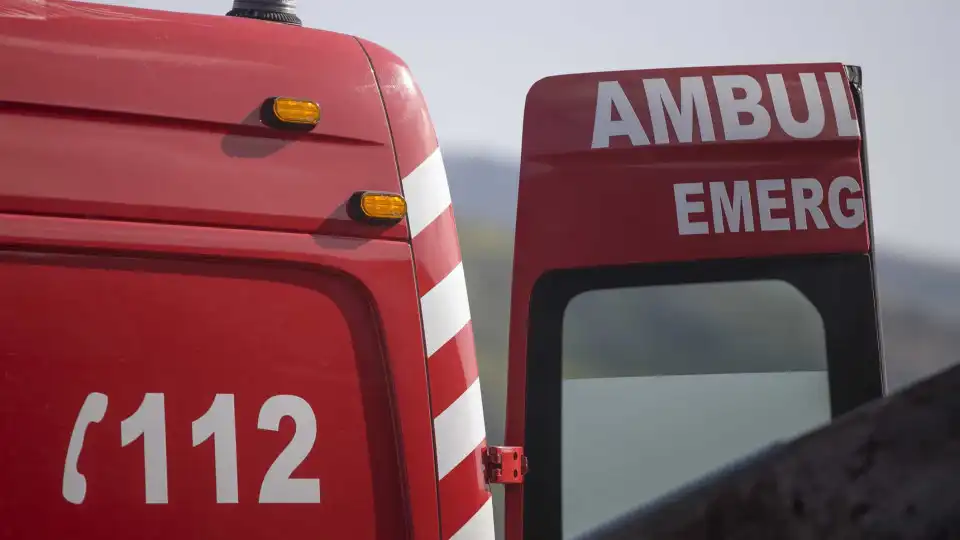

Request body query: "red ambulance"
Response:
[0, 1, 884, 539]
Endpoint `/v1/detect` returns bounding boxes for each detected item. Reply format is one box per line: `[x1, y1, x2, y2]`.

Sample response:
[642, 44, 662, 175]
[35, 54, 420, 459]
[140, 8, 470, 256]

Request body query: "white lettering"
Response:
[791, 178, 829, 230]
[192, 394, 239, 504]
[258, 395, 322, 504]
[712, 75, 772, 140]
[755, 179, 790, 231]
[826, 72, 860, 137]
[592, 81, 650, 148]
[589, 70, 860, 147]
[674, 176, 866, 236]
[674, 183, 709, 235]
[120, 393, 169, 504]
[828, 176, 865, 229]
[767, 73, 825, 139]
[710, 181, 754, 233]
[67, 392, 322, 506]
[644, 77, 716, 144]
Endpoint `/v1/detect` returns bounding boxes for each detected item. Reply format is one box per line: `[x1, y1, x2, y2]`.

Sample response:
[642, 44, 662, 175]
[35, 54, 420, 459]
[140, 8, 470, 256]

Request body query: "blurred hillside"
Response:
[444, 150, 960, 536]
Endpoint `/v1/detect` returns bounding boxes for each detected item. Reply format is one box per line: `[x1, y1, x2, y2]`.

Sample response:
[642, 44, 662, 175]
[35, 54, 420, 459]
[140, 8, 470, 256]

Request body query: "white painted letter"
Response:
[674, 183, 709, 235]
[826, 72, 860, 137]
[828, 176, 865, 229]
[592, 81, 650, 148]
[756, 179, 790, 231]
[767, 73, 825, 139]
[710, 181, 754, 233]
[791, 178, 829, 230]
[644, 77, 716, 144]
[712, 75, 772, 140]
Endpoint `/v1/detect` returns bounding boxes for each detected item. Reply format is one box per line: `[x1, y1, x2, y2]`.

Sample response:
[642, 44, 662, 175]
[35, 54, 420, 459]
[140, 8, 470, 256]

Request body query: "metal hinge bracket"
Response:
[483, 446, 528, 484]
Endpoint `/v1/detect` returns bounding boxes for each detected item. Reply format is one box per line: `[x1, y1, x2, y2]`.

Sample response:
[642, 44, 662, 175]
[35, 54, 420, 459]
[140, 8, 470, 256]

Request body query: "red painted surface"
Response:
[505, 64, 869, 539]
[0, 1, 405, 240]
[0, 215, 439, 539]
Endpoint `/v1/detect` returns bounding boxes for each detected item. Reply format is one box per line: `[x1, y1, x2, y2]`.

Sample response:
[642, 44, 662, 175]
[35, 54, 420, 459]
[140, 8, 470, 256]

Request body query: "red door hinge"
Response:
[483, 446, 528, 484]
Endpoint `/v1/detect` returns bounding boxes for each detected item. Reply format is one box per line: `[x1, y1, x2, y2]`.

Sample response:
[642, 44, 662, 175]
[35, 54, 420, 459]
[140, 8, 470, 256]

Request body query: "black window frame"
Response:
[521, 253, 885, 539]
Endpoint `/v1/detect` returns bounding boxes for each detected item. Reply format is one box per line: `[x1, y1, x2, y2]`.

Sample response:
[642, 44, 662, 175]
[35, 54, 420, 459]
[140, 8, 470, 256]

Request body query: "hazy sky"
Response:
[83, 1, 959, 262]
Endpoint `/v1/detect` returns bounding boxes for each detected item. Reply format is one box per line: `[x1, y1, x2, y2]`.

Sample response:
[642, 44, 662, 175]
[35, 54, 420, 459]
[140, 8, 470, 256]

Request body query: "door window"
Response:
[560, 280, 830, 538]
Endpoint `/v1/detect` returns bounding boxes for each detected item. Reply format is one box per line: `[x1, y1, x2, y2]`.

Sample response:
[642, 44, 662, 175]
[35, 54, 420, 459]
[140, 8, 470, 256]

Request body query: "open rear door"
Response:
[503, 64, 883, 539]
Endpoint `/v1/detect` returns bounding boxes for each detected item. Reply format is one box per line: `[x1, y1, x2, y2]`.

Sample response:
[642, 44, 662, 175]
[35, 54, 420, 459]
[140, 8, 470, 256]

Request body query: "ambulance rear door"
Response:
[502, 63, 884, 539]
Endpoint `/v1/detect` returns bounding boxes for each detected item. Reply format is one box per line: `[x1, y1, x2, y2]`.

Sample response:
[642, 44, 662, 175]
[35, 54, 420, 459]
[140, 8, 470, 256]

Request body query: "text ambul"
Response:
[592, 71, 859, 147]
[674, 176, 865, 235]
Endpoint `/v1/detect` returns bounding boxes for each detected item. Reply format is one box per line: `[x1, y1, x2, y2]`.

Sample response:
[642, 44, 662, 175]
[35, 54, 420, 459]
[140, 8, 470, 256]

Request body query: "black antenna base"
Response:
[226, 1, 301, 26]
[226, 8, 302, 25]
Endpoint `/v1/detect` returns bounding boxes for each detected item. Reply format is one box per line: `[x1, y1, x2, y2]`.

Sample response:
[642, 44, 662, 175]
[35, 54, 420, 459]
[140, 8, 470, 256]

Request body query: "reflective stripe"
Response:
[403, 148, 453, 237]
[401, 146, 493, 539]
[420, 262, 471, 357]
[449, 496, 496, 540]
[434, 378, 486, 479]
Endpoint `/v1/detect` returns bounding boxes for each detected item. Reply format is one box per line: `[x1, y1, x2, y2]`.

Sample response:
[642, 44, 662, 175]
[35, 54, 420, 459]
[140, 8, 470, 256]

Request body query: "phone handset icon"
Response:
[62, 392, 108, 505]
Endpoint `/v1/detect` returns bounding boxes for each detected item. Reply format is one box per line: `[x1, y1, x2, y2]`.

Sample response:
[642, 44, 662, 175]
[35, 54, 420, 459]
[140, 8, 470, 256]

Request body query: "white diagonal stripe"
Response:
[402, 147, 452, 238]
[420, 261, 471, 357]
[449, 496, 495, 540]
[434, 377, 486, 479]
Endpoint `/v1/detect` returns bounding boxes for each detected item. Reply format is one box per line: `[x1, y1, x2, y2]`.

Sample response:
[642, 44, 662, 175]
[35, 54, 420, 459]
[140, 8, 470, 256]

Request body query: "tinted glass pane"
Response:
[561, 280, 830, 538]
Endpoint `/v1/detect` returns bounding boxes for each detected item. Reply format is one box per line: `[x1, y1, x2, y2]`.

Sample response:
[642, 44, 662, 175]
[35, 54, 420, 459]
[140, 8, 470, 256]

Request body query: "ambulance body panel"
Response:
[0, 2, 491, 539]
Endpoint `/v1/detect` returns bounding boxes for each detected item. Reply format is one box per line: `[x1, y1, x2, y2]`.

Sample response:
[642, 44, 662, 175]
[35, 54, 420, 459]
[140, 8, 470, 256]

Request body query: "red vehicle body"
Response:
[0, 2, 490, 539]
[0, 2, 885, 540]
